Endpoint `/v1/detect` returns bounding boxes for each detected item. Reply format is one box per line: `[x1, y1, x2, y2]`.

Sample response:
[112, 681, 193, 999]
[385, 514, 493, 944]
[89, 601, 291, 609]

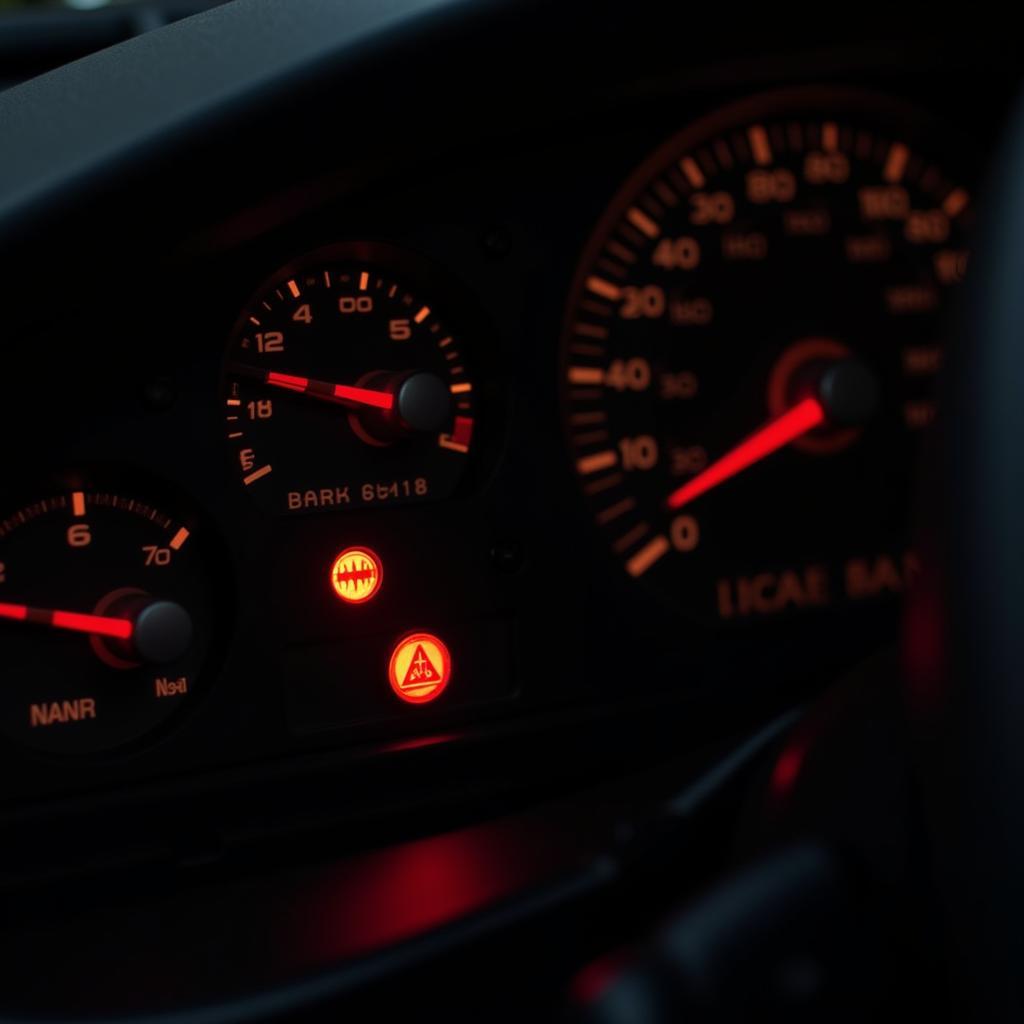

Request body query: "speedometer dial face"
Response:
[224, 246, 477, 515]
[562, 90, 970, 624]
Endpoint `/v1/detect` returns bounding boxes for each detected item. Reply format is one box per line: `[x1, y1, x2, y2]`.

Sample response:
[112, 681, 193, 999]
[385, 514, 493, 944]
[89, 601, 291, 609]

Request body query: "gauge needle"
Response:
[0, 601, 133, 640]
[666, 397, 826, 511]
[259, 369, 394, 411]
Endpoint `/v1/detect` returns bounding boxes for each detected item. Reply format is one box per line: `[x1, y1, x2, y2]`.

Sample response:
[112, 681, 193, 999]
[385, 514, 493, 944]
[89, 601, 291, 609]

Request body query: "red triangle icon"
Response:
[401, 643, 442, 689]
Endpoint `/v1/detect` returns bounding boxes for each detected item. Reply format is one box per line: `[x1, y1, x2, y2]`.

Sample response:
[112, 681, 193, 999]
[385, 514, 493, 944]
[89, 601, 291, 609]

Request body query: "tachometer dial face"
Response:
[0, 489, 214, 754]
[561, 90, 970, 624]
[223, 247, 477, 514]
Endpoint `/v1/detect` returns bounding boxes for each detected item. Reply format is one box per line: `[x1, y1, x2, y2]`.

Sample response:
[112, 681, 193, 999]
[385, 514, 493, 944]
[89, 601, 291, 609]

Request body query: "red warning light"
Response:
[331, 547, 382, 604]
[388, 632, 451, 704]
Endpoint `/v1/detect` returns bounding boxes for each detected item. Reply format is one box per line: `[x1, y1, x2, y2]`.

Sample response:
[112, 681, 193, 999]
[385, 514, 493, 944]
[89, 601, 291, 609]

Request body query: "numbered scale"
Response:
[561, 90, 969, 623]
[222, 248, 478, 514]
[0, 488, 214, 754]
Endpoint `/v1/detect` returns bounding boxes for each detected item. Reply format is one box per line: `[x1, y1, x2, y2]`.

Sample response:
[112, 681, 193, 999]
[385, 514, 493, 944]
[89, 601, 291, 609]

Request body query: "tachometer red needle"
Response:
[0, 602, 134, 640]
[666, 397, 826, 511]
[265, 371, 394, 411]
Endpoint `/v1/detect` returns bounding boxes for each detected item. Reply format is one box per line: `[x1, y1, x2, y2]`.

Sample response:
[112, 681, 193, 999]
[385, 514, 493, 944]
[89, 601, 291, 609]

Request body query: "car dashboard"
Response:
[0, 3, 1016, 1016]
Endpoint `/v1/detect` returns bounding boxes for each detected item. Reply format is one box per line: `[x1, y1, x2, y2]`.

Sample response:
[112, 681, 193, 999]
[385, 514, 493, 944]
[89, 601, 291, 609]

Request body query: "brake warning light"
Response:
[388, 632, 451, 704]
[331, 547, 383, 604]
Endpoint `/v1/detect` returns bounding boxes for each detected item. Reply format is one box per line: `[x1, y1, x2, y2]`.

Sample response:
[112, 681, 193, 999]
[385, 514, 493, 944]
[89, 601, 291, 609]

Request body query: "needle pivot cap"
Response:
[817, 358, 880, 426]
[132, 600, 194, 664]
[395, 371, 452, 433]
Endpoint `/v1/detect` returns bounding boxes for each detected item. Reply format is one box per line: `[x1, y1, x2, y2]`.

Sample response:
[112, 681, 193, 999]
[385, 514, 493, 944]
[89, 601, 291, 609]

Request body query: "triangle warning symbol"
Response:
[401, 643, 442, 690]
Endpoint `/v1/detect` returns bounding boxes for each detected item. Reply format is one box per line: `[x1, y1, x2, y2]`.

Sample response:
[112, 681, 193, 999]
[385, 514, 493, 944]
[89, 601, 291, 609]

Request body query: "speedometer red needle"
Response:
[666, 397, 826, 511]
[265, 371, 394, 411]
[0, 602, 134, 640]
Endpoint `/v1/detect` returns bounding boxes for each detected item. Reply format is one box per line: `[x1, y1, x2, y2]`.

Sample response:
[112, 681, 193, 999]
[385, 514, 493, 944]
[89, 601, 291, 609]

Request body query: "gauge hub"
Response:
[561, 91, 970, 624]
[223, 250, 478, 514]
[0, 490, 214, 754]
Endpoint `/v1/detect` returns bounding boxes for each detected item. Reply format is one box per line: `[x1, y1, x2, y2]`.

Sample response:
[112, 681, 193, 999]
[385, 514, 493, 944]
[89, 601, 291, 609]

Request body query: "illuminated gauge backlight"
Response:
[222, 246, 478, 515]
[561, 89, 971, 624]
[0, 488, 216, 754]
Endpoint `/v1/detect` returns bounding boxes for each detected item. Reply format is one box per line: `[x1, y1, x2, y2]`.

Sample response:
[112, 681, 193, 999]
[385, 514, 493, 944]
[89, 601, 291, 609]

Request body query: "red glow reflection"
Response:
[570, 952, 628, 1007]
[770, 740, 806, 799]
[282, 818, 567, 968]
[904, 565, 947, 714]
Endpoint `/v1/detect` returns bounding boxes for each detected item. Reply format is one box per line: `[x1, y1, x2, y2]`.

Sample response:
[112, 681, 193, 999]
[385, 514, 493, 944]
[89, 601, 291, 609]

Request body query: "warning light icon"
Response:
[331, 547, 382, 604]
[388, 632, 451, 704]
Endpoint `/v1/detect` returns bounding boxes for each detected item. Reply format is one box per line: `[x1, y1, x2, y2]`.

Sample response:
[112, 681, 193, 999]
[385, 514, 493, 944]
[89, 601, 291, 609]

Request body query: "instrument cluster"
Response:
[0, 78, 987, 804]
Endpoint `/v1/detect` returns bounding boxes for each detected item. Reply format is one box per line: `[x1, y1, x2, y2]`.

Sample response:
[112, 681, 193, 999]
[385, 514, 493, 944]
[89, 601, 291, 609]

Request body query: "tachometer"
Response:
[0, 485, 216, 754]
[223, 245, 478, 514]
[561, 90, 970, 623]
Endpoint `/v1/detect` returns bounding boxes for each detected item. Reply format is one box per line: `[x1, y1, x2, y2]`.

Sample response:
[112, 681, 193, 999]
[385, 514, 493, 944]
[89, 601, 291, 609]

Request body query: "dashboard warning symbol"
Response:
[388, 632, 451, 704]
[403, 645, 441, 686]
[331, 547, 382, 604]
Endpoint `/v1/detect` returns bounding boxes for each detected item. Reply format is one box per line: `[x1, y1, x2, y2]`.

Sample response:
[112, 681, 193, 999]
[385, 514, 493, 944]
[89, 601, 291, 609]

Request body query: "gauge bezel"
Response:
[219, 240, 506, 518]
[559, 85, 978, 621]
[0, 465, 233, 760]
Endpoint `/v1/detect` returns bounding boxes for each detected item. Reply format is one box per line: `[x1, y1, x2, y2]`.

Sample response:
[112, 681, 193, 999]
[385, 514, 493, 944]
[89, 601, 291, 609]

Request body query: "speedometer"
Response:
[561, 90, 970, 623]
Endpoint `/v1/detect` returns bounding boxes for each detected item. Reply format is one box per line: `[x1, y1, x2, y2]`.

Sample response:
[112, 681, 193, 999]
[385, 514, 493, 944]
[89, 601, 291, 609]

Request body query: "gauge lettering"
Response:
[561, 92, 971, 627]
[0, 490, 213, 754]
[223, 251, 477, 514]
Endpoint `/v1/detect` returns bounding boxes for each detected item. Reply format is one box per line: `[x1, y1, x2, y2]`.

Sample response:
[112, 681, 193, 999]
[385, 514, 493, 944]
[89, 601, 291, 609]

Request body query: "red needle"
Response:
[265, 371, 394, 411]
[666, 397, 826, 511]
[0, 602, 134, 640]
